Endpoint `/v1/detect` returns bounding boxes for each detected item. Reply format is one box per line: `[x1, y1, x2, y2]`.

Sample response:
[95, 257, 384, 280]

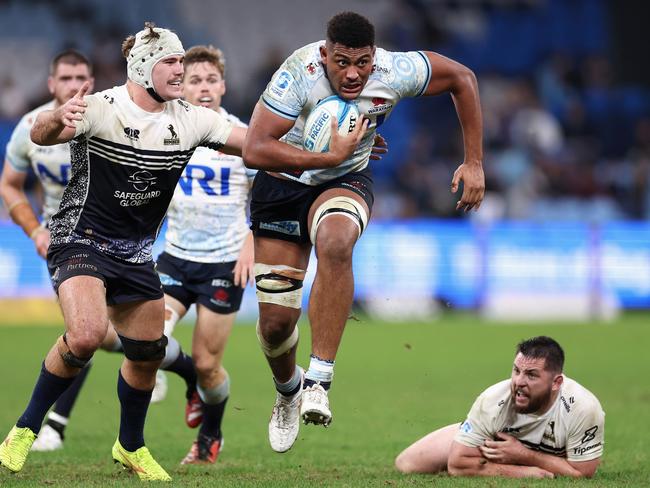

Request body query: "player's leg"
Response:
[108, 297, 170, 481]
[153, 295, 195, 404]
[34, 320, 125, 452]
[1, 275, 108, 472]
[301, 184, 370, 426]
[181, 305, 234, 464]
[154, 251, 199, 405]
[395, 423, 461, 474]
[255, 236, 311, 452]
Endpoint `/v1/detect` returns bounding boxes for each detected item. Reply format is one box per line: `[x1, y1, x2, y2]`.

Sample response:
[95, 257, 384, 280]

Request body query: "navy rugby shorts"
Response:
[250, 168, 374, 244]
[156, 251, 244, 314]
[47, 244, 163, 305]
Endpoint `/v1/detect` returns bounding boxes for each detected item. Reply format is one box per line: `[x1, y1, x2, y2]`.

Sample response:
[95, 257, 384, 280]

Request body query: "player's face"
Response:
[48, 63, 94, 106]
[510, 353, 562, 414]
[151, 55, 184, 101]
[320, 42, 375, 100]
[182, 61, 225, 111]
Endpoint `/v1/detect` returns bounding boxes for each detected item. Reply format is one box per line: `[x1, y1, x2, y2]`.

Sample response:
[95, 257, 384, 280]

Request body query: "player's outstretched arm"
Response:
[422, 52, 484, 212]
[242, 103, 366, 171]
[31, 81, 90, 146]
[0, 162, 49, 258]
[480, 432, 599, 478]
[448, 441, 554, 479]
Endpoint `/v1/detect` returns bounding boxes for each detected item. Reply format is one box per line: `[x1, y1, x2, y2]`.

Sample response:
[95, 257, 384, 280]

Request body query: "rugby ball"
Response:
[303, 96, 360, 152]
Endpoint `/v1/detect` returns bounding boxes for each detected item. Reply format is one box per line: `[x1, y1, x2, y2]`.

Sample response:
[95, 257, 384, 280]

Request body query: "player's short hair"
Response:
[50, 49, 93, 76]
[122, 21, 160, 58]
[184, 45, 226, 77]
[516, 336, 565, 374]
[327, 11, 375, 48]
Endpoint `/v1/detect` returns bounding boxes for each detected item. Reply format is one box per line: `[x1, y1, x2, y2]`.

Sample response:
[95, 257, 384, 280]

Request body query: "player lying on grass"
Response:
[395, 336, 604, 479]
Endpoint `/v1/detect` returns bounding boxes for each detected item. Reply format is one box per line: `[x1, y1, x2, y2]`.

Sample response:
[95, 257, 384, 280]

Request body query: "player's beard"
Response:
[511, 383, 553, 414]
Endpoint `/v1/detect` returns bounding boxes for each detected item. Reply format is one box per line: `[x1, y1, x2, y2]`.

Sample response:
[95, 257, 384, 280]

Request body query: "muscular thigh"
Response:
[58, 275, 108, 335]
[109, 297, 165, 341]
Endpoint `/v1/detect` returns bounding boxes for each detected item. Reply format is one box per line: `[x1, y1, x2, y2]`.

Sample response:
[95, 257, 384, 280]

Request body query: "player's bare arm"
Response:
[480, 432, 600, 478]
[233, 231, 255, 288]
[31, 81, 90, 146]
[422, 51, 484, 212]
[447, 441, 554, 479]
[243, 102, 367, 171]
[0, 163, 49, 258]
[219, 126, 246, 157]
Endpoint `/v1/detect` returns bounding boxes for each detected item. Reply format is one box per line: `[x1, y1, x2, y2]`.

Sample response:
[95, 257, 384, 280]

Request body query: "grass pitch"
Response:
[0, 312, 648, 487]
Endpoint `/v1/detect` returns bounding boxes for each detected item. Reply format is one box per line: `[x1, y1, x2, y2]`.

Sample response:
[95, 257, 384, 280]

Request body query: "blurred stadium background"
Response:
[2, 0, 650, 324]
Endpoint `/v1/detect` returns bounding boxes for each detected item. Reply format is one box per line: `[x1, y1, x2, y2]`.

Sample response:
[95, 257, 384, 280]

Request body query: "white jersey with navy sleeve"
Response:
[5, 101, 71, 224]
[49, 85, 233, 264]
[164, 108, 255, 264]
[261, 41, 431, 185]
[455, 376, 605, 462]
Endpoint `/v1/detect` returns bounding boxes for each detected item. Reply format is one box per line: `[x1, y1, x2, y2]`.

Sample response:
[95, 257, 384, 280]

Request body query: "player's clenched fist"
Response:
[56, 81, 90, 128]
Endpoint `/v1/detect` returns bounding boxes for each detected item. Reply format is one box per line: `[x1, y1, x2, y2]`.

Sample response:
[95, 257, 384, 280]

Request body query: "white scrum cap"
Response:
[126, 24, 184, 97]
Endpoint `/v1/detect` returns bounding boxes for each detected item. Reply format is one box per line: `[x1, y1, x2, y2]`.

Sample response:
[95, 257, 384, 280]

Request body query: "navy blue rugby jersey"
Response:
[49, 85, 233, 264]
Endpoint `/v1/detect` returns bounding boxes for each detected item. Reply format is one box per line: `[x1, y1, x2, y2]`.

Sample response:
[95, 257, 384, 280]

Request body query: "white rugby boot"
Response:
[300, 383, 332, 427]
[268, 371, 304, 453]
[30, 424, 63, 452]
[150, 370, 168, 404]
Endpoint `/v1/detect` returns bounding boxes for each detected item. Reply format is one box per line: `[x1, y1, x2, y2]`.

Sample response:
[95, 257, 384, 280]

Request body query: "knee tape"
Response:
[256, 321, 299, 358]
[254, 263, 305, 309]
[118, 334, 168, 362]
[310, 196, 368, 245]
[57, 335, 93, 369]
[163, 305, 180, 337]
[160, 335, 180, 369]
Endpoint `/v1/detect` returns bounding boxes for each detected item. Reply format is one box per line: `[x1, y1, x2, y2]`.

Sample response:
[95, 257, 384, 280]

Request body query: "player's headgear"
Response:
[127, 24, 184, 103]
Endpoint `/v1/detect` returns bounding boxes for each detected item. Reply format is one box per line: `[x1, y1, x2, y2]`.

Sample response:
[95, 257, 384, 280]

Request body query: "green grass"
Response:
[0, 313, 649, 486]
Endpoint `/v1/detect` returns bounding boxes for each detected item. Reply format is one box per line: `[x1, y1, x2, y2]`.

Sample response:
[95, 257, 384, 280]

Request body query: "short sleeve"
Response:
[74, 94, 108, 139]
[566, 400, 605, 461]
[196, 107, 233, 150]
[454, 393, 495, 448]
[380, 49, 432, 99]
[5, 118, 31, 172]
[260, 53, 307, 120]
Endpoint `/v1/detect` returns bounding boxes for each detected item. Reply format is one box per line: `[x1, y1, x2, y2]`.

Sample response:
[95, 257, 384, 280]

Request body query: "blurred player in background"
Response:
[395, 336, 604, 479]
[243, 11, 484, 453]
[0, 50, 196, 453]
[155, 44, 255, 465]
[0, 23, 245, 481]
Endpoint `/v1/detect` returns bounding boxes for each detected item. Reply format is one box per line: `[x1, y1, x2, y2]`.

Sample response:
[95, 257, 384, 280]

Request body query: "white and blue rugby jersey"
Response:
[164, 108, 255, 264]
[49, 85, 233, 264]
[261, 41, 431, 185]
[5, 101, 71, 224]
[455, 376, 605, 462]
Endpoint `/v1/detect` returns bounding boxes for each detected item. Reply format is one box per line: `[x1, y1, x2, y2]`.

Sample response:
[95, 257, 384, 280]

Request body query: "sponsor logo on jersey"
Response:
[158, 272, 183, 287]
[270, 70, 294, 99]
[543, 421, 556, 442]
[210, 288, 231, 307]
[305, 62, 319, 76]
[164, 124, 180, 145]
[501, 426, 520, 434]
[177, 99, 191, 112]
[460, 421, 472, 433]
[372, 64, 391, 75]
[573, 441, 601, 456]
[128, 170, 157, 192]
[259, 220, 300, 237]
[124, 127, 140, 141]
[211, 278, 232, 288]
[560, 395, 571, 413]
[103, 94, 114, 104]
[581, 426, 598, 444]
[367, 96, 393, 114]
